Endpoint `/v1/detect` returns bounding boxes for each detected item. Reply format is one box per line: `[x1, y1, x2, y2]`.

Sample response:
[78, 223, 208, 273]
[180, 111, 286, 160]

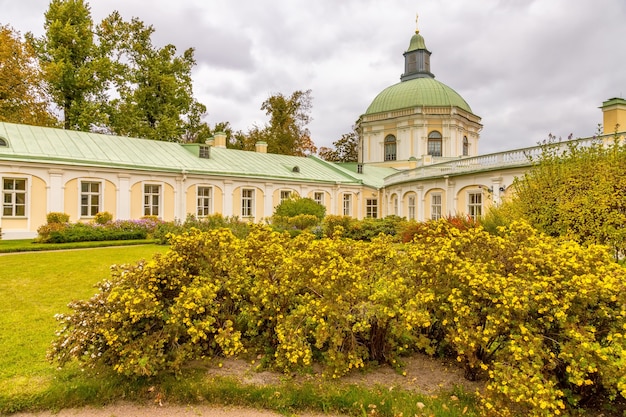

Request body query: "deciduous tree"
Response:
[318, 129, 359, 162]
[0, 25, 57, 126]
[28, 0, 109, 131]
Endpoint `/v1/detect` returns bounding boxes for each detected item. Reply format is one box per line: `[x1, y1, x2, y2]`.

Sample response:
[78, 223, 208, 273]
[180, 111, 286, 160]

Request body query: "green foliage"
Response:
[151, 214, 251, 244]
[511, 135, 626, 259]
[0, 25, 57, 126]
[48, 221, 626, 416]
[93, 211, 113, 224]
[28, 0, 108, 130]
[273, 196, 325, 222]
[37, 218, 162, 243]
[318, 129, 359, 162]
[46, 211, 70, 224]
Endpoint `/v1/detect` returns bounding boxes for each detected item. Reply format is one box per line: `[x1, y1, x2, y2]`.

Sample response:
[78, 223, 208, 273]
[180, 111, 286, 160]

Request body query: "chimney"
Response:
[255, 141, 268, 153]
[214, 132, 227, 148]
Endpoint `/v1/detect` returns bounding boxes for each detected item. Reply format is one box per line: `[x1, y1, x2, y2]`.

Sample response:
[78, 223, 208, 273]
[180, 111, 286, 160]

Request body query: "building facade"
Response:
[1, 25, 625, 240]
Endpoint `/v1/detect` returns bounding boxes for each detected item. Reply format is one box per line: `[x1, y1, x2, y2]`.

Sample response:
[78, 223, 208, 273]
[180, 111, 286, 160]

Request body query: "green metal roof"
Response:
[406, 32, 427, 52]
[365, 77, 472, 115]
[0, 122, 383, 187]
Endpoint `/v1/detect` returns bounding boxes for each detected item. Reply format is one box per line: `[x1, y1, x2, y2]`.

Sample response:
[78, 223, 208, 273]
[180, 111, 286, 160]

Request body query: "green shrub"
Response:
[93, 211, 113, 225]
[274, 196, 325, 220]
[46, 212, 69, 224]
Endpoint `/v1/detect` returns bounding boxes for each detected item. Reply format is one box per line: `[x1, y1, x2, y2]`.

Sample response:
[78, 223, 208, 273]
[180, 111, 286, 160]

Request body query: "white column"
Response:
[117, 174, 131, 219]
[223, 181, 234, 217]
[47, 169, 64, 214]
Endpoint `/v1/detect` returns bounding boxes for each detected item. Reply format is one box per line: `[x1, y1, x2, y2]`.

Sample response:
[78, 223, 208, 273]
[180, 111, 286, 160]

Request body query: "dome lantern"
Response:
[401, 14, 434, 81]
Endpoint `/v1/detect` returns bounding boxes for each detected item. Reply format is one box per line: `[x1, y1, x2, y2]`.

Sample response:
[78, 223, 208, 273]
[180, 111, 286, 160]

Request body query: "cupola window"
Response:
[384, 135, 397, 161]
[462, 136, 469, 156]
[0, 138, 7, 147]
[428, 131, 442, 157]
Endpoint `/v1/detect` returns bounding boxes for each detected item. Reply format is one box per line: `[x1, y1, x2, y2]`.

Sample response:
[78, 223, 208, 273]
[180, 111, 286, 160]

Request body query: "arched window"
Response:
[427, 131, 442, 157]
[384, 134, 396, 161]
[0, 138, 7, 147]
[462, 136, 469, 156]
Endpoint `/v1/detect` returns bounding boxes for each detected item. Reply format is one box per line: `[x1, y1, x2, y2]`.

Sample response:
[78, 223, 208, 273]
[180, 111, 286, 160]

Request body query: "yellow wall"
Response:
[64, 178, 79, 220]
[424, 188, 445, 220]
[104, 180, 116, 218]
[185, 184, 224, 217]
[31, 175, 47, 230]
[602, 100, 626, 134]
[273, 187, 299, 207]
[130, 181, 174, 220]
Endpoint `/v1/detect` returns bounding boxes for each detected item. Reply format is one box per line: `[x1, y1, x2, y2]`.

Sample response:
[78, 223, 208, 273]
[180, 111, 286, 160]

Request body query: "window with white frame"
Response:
[241, 188, 254, 217]
[196, 186, 212, 217]
[366, 199, 378, 218]
[468, 191, 482, 221]
[431, 193, 442, 220]
[428, 131, 442, 157]
[408, 195, 416, 220]
[80, 181, 101, 217]
[314, 192, 324, 206]
[3, 178, 26, 217]
[384, 135, 397, 161]
[143, 184, 161, 217]
[280, 190, 291, 202]
[342, 194, 352, 216]
[392, 195, 398, 216]
[462, 136, 469, 156]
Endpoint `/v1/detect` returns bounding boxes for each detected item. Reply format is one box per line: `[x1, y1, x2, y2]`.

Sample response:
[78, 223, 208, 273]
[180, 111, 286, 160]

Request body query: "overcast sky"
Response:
[2, 0, 626, 154]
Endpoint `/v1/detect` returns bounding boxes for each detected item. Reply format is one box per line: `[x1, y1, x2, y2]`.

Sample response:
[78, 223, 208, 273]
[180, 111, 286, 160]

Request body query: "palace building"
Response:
[1, 23, 625, 240]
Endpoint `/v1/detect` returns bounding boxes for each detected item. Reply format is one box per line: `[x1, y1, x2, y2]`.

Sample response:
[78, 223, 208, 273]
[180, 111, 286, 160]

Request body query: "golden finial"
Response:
[415, 13, 419, 34]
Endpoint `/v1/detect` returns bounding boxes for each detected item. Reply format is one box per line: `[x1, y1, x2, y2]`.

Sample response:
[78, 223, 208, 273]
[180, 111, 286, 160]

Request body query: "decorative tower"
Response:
[401, 14, 434, 81]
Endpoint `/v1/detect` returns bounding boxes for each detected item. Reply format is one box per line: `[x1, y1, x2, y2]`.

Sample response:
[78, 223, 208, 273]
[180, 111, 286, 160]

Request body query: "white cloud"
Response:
[2, 0, 625, 152]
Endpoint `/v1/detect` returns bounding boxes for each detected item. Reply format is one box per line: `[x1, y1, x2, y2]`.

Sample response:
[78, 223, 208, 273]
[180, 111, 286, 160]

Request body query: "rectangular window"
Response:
[366, 199, 378, 219]
[197, 186, 212, 217]
[280, 190, 291, 202]
[468, 192, 482, 221]
[431, 193, 442, 220]
[342, 194, 352, 216]
[199, 145, 210, 159]
[80, 181, 101, 217]
[3, 178, 26, 217]
[314, 192, 324, 206]
[143, 184, 161, 217]
[392, 196, 398, 216]
[242, 188, 254, 217]
[408, 195, 416, 220]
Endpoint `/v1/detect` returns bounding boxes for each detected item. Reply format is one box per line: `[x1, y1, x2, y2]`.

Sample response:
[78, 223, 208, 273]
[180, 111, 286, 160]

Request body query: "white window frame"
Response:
[196, 186, 213, 217]
[431, 193, 442, 220]
[408, 195, 416, 220]
[342, 193, 352, 216]
[366, 199, 378, 219]
[80, 180, 102, 218]
[143, 183, 161, 217]
[392, 195, 398, 216]
[313, 192, 324, 206]
[241, 188, 255, 218]
[280, 190, 292, 203]
[468, 191, 483, 221]
[2, 177, 27, 217]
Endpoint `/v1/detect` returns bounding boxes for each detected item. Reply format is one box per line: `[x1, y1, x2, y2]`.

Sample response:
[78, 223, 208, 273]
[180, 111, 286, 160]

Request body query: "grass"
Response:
[0, 238, 158, 253]
[0, 243, 479, 416]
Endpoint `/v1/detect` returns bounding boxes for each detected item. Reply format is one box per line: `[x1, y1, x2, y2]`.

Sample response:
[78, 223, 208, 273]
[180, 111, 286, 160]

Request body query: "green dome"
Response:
[365, 77, 472, 115]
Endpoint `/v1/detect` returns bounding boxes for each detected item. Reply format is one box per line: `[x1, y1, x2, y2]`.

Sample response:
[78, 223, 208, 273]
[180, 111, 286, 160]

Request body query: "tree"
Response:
[97, 12, 210, 142]
[260, 90, 317, 156]
[318, 129, 359, 162]
[28, 0, 109, 131]
[0, 25, 57, 126]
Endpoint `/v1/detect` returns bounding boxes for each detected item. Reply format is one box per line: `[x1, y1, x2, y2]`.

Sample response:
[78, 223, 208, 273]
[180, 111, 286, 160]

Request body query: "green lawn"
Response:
[0, 243, 478, 416]
[0, 245, 168, 398]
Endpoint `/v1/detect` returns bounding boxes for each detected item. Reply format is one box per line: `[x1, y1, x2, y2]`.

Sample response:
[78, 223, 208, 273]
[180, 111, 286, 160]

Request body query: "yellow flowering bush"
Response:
[49, 220, 626, 415]
[404, 220, 626, 416]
